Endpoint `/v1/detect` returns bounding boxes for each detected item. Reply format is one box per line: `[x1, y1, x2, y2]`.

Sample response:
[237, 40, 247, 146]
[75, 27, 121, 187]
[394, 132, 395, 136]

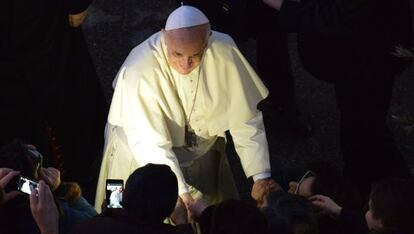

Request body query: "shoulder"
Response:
[123, 32, 164, 74]
[204, 31, 241, 64]
[208, 31, 237, 51]
[115, 32, 168, 90]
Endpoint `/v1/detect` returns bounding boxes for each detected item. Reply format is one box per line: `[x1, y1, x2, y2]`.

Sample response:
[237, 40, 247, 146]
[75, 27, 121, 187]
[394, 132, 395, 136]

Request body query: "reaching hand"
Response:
[309, 194, 342, 218]
[187, 199, 208, 219]
[170, 197, 188, 225]
[180, 192, 194, 207]
[68, 10, 88, 27]
[30, 180, 59, 234]
[251, 178, 282, 207]
[39, 167, 61, 191]
[262, 0, 284, 10]
[0, 168, 21, 205]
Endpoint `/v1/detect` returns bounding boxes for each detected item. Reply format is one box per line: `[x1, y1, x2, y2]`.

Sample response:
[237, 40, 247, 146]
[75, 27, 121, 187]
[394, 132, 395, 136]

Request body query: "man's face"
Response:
[164, 25, 208, 75]
[287, 171, 316, 198]
[287, 176, 315, 198]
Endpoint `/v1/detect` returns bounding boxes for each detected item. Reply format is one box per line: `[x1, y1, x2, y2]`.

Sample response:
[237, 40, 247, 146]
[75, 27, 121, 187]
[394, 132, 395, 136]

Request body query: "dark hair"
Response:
[370, 178, 414, 233]
[200, 199, 267, 234]
[0, 140, 41, 233]
[262, 191, 317, 234]
[122, 164, 178, 224]
[0, 139, 38, 180]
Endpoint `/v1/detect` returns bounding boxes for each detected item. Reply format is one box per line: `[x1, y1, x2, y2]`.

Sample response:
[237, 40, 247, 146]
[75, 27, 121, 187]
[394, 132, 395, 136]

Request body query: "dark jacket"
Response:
[0, 0, 107, 183]
[279, 0, 412, 82]
[70, 209, 192, 234]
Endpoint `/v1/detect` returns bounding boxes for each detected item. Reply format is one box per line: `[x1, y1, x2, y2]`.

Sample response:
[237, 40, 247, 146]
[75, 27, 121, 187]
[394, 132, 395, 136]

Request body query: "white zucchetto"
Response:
[165, 5, 209, 31]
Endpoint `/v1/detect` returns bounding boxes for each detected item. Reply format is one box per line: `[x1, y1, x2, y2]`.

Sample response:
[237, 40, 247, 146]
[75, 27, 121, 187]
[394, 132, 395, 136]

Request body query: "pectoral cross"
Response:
[185, 125, 198, 147]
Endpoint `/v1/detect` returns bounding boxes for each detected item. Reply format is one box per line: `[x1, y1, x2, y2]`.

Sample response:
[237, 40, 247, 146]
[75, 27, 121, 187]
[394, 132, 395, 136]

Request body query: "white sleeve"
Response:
[229, 111, 271, 178]
[118, 69, 189, 195]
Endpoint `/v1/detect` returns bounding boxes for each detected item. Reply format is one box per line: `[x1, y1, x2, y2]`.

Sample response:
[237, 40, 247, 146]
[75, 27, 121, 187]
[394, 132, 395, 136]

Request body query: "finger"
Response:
[311, 200, 325, 208]
[29, 187, 39, 211]
[0, 168, 14, 178]
[37, 180, 47, 204]
[43, 181, 54, 202]
[309, 194, 325, 201]
[0, 170, 20, 188]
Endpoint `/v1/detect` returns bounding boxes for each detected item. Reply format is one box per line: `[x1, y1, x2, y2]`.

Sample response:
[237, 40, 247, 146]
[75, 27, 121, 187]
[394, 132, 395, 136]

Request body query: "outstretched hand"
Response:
[262, 0, 284, 10]
[309, 194, 342, 218]
[187, 199, 208, 219]
[30, 180, 59, 234]
[251, 178, 282, 207]
[0, 168, 21, 205]
[170, 197, 188, 225]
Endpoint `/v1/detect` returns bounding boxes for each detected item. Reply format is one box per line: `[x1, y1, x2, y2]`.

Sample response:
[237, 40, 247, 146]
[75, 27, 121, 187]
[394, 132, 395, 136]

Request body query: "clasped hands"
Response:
[170, 178, 281, 224]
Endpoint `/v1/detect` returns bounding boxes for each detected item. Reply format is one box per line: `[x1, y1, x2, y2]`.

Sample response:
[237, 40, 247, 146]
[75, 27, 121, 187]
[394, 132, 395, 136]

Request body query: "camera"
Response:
[106, 179, 123, 208]
[17, 176, 38, 195]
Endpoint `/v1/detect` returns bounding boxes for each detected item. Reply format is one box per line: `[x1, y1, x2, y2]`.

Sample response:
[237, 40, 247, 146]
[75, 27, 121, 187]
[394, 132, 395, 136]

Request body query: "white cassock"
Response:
[95, 31, 271, 212]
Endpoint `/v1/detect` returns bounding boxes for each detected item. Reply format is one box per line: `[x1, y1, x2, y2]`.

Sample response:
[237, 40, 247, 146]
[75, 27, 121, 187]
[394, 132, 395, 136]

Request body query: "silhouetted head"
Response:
[365, 178, 414, 233]
[122, 164, 178, 224]
[262, 191, 318, 234]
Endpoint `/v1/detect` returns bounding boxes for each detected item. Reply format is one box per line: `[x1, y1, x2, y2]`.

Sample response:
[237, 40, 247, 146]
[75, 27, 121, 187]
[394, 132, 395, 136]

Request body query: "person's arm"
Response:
[118, 68, 190, 199]
[229, 111, 278, 202]
[229, 111, 271, 178]
[338, 208, 369, 234]
[264, 0, 373, 36]
[310, 194, 369, 234]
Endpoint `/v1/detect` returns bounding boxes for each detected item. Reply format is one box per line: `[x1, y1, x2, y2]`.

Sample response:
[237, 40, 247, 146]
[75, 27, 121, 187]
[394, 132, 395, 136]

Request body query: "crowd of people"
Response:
[1, 146, 413, 234]
[1, 0, 413, 234]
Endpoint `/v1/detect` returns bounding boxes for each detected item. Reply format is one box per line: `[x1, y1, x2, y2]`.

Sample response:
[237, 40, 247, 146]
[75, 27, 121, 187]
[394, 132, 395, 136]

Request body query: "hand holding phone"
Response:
[0, 168, 21, 204]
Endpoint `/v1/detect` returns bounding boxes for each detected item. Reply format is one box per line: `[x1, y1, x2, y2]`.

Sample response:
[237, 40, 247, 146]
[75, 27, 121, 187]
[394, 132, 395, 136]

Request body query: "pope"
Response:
[95, 5, 277, 212]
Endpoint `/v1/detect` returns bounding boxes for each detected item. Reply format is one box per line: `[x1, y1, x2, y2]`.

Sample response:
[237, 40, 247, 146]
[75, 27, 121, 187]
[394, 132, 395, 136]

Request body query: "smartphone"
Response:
[17, 176, 39, 195]
[106, 179, 123, 208]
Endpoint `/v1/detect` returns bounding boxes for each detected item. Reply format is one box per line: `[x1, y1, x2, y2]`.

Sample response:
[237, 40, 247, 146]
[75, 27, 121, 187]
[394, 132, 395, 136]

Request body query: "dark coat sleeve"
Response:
[338, 208, 369, 234]
[64, 0, 93, 14]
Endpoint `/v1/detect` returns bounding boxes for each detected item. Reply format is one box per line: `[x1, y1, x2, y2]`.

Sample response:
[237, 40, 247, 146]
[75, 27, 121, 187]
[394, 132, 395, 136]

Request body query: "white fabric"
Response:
[96, 31, 271, 211]
[165, 5, 209, 30]
[253, 172, 272, 181]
